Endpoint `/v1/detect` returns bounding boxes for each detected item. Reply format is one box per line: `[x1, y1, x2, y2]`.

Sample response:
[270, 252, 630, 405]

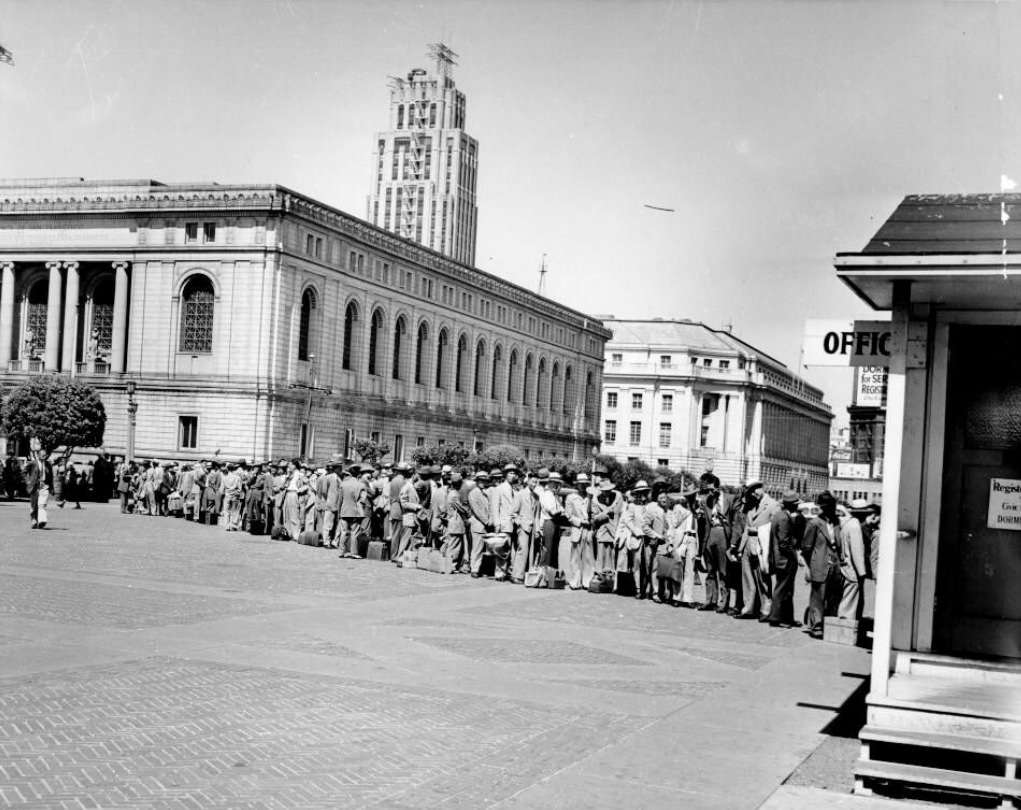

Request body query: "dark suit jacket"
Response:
[770, 509, 803, 571]
[800, 515, 841, 583]
[25, 459, 52, 494]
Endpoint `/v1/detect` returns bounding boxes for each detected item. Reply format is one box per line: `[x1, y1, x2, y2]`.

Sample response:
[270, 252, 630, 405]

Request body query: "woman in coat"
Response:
[800, 491, 843, 638]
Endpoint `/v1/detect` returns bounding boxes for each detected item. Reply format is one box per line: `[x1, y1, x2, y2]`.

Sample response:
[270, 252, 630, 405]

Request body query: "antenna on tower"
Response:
[538, 254, 548, 296]
[428, 42, 458, 81]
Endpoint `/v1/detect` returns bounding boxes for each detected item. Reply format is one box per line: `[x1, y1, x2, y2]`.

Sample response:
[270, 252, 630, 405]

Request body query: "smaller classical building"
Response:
[600, 318, 832, 493]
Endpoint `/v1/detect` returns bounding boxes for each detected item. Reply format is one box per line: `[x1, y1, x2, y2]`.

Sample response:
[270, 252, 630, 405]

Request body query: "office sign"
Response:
[987, 478, 1021, 531]
[803, 320, 892, 368]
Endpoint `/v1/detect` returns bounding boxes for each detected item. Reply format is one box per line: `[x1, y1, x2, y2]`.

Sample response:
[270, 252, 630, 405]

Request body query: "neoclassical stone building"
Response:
[0, 178, 609, 463]
[600, 318, 832, 494]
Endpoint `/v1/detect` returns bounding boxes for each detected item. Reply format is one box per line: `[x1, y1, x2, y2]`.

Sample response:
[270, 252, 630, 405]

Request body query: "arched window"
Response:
[455, 334, 468, 393]
[24, 279, 48, 357]
[584, 370, 595, 418]
[180, 275, 215, 353]
[473, 341, 486, 397]
[90, 278, 115, 356]
[524, 354, 534, 404]
[564, 365, 574, 414]
[491, 345, 503, 400]
[298, 288, 316, 361]
[392, 316, 407, 379]
[368, 308, 385, 376]
[342, 302, 358, 370]
[536, 358, 548, 409]
[507, 350, 518, 403]
[415, 322, 428, 384]
[435, 328, 449, 388]
[551, 362, 561, 412]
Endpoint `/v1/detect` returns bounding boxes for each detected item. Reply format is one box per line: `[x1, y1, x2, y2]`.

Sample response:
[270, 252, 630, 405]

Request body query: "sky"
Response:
[2, 0, 1020, 427]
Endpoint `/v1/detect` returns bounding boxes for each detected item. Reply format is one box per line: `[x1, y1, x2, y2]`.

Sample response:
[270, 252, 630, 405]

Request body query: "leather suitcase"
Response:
[544, 566, 565, 590]
[401, 548, 419, 568]
[297, 530, 321, 547]
[431, 551, 454, 574]
[366, 540, 389, 561]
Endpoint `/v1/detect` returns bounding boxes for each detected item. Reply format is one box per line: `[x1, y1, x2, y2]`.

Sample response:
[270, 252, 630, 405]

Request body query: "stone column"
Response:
[44, 261, 63, 371]
[111, 261, 129, 374]
[61, 261, 80, 373]
[0, 262, 14, 369]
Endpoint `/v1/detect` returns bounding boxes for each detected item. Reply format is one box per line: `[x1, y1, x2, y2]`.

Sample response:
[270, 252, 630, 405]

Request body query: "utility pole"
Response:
[538, 253, 548, 296]
[289, 354, 332, 459]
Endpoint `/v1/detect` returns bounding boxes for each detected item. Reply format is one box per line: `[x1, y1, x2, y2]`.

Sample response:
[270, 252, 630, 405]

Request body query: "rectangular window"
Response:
[185, 222, 199, 243]
[604, 419, 617, 443]
[383, 262, 390, 285]
[416, 436, 425, 447]
[658, 459, 669, 468]
[659, 423, 672, 448]
[300, 424, 310, 457]
[720, 359, 730, 370]
[393, 434, 404, 462]
[306, 234, 314, 255]
[660, 355, 672, 367]
[314, 237, 322, 258]
[348, 251, 357, 271]
[606, 391, 618, 409]
[357, 255, 365, 275]
[662, 393, 673, 412]
[632, 392, 643, 410]
[629, 421, 641, 446]
[178, 416, 198, 449]
[703, 358, 712, 367]
[611, 352, 623, 365]
[203, 222, 216, 243]
[370, 431, 380, 443]
[343, 429, 353, 459]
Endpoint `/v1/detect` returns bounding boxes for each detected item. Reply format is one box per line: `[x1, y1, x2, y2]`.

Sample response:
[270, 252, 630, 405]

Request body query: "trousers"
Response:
[768, 556, 798, 624]
[703, 527, 730, 610]
[511, 526, 535, 580]
[739, 550, 772, 619]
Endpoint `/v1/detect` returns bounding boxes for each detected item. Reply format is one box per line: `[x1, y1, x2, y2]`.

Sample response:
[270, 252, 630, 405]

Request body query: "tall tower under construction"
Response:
[367, 44, 478, 266]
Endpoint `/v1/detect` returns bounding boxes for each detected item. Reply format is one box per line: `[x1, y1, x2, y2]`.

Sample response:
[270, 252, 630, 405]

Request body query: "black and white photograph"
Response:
[0, 1, 1019, 808]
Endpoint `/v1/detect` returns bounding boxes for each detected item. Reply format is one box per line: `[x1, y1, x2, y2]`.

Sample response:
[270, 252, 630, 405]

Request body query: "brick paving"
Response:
[0, 500, 872, 809]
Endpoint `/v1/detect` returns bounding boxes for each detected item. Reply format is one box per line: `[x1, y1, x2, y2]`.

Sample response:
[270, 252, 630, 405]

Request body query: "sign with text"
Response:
[835, 462, 872, 480]
[855, 365, 889, 407]
[987, 478, 1021, 531]
[803, 320, 892, 368]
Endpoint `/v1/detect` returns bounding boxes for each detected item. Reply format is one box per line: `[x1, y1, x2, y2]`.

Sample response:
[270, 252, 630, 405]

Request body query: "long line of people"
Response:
[114, 457, 881, 639]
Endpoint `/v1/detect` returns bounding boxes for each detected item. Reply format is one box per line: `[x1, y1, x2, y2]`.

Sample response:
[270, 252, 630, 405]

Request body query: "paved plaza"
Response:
[0, 500, 874, 810]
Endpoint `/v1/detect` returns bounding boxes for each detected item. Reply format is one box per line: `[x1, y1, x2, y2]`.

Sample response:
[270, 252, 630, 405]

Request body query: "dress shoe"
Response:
[511, 578, 524, 584]
[470, 573, 481, 578]
[735, 613, 757, 620]
[758, 617, 772, 623]
[696, 604, 715, 612]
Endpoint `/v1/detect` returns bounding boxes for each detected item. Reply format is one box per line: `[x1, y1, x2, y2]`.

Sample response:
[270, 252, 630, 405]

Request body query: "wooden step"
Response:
[872, 679, 1021, 724]
[897, 652, 1021, 686]
[867, 702, 1021, 742]
[854, 758, 1021, 798]
[860, 725, 1021, 759]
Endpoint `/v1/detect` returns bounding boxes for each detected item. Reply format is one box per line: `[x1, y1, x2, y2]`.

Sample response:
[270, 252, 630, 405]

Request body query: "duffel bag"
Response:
[587, 571, 614, 594]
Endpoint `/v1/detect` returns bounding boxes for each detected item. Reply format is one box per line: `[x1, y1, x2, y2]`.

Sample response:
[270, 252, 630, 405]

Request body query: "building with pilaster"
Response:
[0, 178, 609, 463]
[366, 44, 478, 265]
[600, 318, 832, 494]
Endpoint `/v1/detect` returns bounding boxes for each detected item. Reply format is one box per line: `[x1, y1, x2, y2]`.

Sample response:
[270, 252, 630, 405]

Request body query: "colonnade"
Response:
[0, 260, 130, 373]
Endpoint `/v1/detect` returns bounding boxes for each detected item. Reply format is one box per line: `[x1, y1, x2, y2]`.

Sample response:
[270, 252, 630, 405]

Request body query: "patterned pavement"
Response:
[0, 499, 871, 809]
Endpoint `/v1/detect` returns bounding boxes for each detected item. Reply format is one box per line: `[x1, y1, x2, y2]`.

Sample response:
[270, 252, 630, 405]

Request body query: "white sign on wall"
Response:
[836, 462, 872, 480]
[988, 479, 1021, 531]
[803, 320, 892, 368]
[856, 366, 889, 407]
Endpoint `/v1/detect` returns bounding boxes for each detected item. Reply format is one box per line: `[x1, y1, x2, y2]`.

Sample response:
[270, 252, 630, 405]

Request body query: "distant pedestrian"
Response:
[801, 491, 843, 639]
[25, 450, 53, 529]
[767, 490, 803, 628]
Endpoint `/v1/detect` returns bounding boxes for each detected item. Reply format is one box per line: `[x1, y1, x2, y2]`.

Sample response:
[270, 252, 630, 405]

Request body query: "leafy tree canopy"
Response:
[2, 376, 106, 455]
[352, 437, 391, 463]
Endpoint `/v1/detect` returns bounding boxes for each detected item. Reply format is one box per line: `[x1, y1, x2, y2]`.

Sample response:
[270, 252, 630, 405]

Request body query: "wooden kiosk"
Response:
[835, 194, 1021, 806]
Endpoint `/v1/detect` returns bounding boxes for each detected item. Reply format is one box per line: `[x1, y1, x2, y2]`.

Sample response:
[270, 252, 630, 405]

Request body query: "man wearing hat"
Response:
[511, 468, 541, 582]
[801, 491, 843, 638]
[444, 472, 469, 572]
[537, 469, 565, 569]
[618, 480, 650, 595]
[767, 490, 804, 627]
[735, 482, 779, 621]
[590, 478, 622, 572]
[563, 473, 595, 589]
[640, 483, 670, 602]
[338, 464, 365, 558]
[394, 465, 422, 563]
[430, 466, 452, 550]
[388, 462, 409, 558]
[486, 465, 515, 581]
[467, 470, 492, 577]
[837, 499, 869, 622]
[221, 461, 244, 531]
[317, 462, 341, 547]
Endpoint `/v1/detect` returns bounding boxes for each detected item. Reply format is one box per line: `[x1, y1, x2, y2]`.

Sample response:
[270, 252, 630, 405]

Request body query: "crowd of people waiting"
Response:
[112, 456, 882, 639]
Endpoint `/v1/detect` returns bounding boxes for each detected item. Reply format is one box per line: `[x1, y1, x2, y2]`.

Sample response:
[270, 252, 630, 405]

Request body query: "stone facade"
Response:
[600, 318, 832, 494]
[0, 178, 609, 463]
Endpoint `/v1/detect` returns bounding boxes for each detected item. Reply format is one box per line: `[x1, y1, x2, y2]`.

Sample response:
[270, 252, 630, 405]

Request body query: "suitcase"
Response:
[401, 548, 419, 568]
[204, 511, 218, 526]
[588, 571, 614, 594]
[298, 530, 321, 547]
[524, 568, 548, 588]
[431, 551, 454, 574]
[248, 519, 265, 536]
[366, 540, 389, 561]
[544, 566, 565, 590]
[614, 571, 636, 597]
[418, 548, 438, 572]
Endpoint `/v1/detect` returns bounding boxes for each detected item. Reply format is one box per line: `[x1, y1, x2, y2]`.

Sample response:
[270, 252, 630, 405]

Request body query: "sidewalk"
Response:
[0, 500, 882, 809]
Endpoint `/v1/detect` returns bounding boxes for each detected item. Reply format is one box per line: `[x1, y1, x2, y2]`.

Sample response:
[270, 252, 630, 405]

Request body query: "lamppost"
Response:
[125, 379, 137, 464]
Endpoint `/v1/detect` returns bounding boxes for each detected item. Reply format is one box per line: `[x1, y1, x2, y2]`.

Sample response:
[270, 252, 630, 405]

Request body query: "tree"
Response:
[2, 376, 106, 457]
[467, 443, 525, 472]
[352, 437, 391, 464]
[410, 443, 471, 470]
